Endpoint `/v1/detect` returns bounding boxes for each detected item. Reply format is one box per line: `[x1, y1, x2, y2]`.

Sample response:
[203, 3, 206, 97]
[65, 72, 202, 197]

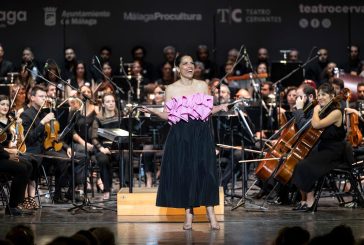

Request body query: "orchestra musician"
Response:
[346, 82, 364, 132]
[70, 85, 99, 191]
[10, 84, 27, 115]
[254, 83, 316, 201]
[91, 92, 120, 200]
[94, 61, 115, 103]
[20, 85, 74, 204]
[292, 83, 345, 211]
[292, 84, 317, 129]
[0, 95, 33, 215]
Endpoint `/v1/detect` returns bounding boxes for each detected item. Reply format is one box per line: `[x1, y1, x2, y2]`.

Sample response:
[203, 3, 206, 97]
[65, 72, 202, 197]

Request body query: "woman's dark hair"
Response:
[285, 86, 297, 98]
[0, 95, 10, 103]
[174, 54, 191, 67]
[73, 60, 89, 81]
[43, 62, 60, 81]
[318, 82, 335, 96]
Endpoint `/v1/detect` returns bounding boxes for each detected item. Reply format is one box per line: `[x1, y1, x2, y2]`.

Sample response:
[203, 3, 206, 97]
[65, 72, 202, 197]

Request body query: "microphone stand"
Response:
[213, 45, 245, 200]
[240, 49, 265, 150]
[272, 54, 319, 88]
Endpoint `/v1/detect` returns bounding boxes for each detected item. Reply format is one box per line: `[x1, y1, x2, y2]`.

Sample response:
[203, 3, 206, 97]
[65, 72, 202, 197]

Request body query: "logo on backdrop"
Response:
[216, 8, 282, 24]
[298, 3, 364, 29]
[43, 6, 111, 26]
[44, 7, 57, 26]
[0, 10, 27, 28]
[122, 12, 202, 23]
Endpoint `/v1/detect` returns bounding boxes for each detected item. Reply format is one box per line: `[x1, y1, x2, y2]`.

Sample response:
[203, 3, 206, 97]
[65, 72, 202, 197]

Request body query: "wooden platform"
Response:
[117, 187, 224, 215]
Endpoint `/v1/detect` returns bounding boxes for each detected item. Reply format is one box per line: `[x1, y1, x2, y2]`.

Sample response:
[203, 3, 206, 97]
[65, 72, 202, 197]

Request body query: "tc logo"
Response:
[217, 8, 242, 23]
[44, 7, 57, 26]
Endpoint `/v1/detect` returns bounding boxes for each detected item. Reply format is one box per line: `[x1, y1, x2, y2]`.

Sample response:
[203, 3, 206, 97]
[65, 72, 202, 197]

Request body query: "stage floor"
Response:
[1, 193, 364, 245]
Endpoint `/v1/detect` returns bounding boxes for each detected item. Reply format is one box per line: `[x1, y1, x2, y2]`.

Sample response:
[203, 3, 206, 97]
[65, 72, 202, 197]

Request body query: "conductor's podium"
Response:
[117, 187, 224, 215]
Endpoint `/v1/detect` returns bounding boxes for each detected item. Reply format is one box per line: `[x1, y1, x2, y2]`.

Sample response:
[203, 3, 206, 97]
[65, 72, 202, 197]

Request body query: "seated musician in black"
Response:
[292, 83, 345, 211]
[70, 85, 99, 191]
[346, 82, 364, 132]
[293, 83, 317, 129]
[20, 85, 72, 203]
[0, 95, 32, 215]
[254, 83, 316, 201]
[91, 93, 120, 199]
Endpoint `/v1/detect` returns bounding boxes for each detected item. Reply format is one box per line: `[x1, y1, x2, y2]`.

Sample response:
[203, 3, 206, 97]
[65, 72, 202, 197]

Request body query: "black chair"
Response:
[0, 173, 11, 210]
[311, 142, 364, 212]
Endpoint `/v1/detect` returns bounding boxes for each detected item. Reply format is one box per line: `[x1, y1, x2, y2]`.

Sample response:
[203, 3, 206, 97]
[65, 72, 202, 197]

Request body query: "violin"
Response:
[273, 94, 343, 184]
[343, 88, 363, 147]
[0, 117, 16, 144]
[8, 113, 27, 153]
[43, 98, 63, 151]
[255, 100, 317, 181]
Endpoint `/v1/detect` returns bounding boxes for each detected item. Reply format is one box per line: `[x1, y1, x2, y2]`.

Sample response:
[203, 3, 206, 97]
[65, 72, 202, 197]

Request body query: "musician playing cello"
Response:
[20, 85, 74, 204]
[254, 83, 316, 201]
[292, 83, 345, 211]
[292, 83, 317, 129]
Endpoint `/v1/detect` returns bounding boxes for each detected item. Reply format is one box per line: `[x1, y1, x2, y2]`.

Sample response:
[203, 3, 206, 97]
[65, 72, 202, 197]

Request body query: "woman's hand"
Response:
[313, 104, 321, 113]
[345, 108, 359, 116]
[100, 147, 111, 155]
[87, 143, 94, 151]
[139, 106, 153, 114]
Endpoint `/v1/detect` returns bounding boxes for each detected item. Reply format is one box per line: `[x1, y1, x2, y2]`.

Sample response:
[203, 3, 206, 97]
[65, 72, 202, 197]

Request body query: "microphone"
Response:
[95, 56, 101, 68]
[43, 62, 49, 72]
[243, 47, 249, 68]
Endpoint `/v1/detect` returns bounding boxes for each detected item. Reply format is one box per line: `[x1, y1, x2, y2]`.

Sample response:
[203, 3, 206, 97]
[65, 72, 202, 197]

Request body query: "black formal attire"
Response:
[341, 58, 362, 75]
[156, 93, 219, 208]
[91, 115, 120, 193]
[21, 106, 71, 198]
[292, 109, 345, 192]
[305, 60, 328, 87]
[198, 59, 218, 80]
[0, 126, 32, 209]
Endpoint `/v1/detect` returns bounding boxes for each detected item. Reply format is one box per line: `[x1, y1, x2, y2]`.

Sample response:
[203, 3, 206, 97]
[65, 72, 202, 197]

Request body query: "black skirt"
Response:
[156, 120, 219, 208]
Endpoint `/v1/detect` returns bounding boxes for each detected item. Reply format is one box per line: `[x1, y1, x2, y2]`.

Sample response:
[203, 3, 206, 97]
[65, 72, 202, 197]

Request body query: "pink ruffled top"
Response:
[165, 93, 213, 125]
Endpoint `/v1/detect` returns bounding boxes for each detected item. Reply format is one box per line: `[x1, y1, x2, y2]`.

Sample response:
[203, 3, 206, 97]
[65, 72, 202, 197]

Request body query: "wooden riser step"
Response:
[117, 187, 224, 216]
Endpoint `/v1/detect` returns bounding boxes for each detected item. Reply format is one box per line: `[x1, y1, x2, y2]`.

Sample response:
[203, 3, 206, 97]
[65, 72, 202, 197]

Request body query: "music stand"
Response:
[231, 106, 267, 211]
[213, 113, 244, 201]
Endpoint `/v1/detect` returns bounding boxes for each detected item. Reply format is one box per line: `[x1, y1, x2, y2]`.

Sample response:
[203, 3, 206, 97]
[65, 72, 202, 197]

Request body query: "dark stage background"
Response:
[1, 0, 364, 72]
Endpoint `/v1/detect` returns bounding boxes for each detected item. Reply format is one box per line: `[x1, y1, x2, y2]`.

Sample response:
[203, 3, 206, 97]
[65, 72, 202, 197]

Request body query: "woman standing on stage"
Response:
[292, 83, 345, 211]
[142, 54, 227, 230]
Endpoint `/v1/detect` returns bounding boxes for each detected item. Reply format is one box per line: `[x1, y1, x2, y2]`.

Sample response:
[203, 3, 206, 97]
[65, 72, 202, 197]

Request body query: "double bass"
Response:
[274, 94, 343, 184]
[255, 100, 316, 181]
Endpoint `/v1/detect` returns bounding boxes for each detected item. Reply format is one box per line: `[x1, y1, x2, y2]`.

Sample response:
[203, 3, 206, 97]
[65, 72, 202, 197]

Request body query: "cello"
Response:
[343, 88, 363, 147]
[255, 100, 316, 181]
[273, 94, 343, 184]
